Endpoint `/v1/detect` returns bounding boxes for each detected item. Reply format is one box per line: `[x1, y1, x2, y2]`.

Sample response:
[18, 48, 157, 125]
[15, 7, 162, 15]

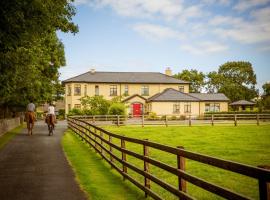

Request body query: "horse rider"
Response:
[26, 100, 36, 135]
[46, 102, 56, 129]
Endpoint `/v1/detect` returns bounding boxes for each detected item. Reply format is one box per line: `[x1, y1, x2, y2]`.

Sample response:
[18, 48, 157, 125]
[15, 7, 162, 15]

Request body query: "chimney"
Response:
[90, 68, 95, 74]
[165, 67, 172, 76]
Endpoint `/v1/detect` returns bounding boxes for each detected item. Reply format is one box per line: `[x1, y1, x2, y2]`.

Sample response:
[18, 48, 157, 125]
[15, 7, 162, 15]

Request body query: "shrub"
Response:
[57, 109, 65, 119]
[68, 108, 83, 116]
[80, 95, 110, 115]
[179, 115, 186, 120]
[108, 103, 126, 115]
[169, 116, 177, 120]
[146, 112, 158, 120]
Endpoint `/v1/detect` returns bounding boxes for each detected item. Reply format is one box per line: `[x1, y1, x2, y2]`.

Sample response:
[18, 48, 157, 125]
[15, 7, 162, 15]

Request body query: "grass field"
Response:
[103, 125, 270, 200]
[62, 130, 146, 200]
[0, 125, 23, 150]
[65, 124, 270, 200]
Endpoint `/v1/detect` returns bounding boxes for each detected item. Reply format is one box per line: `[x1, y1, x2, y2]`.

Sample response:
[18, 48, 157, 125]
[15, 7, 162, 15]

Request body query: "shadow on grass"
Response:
[62, 130, 146, 200]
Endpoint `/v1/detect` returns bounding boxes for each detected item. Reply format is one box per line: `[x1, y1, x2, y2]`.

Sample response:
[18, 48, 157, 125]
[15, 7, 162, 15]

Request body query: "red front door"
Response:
[133, 103, 142, 116]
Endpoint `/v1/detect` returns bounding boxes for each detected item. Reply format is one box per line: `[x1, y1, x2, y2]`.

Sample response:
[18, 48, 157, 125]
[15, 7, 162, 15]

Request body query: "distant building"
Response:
[62, 68, 229, 116]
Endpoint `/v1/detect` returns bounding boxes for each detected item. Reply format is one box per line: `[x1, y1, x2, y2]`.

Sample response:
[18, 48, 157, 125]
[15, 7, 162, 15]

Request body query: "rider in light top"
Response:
[46, 102, 56, 129]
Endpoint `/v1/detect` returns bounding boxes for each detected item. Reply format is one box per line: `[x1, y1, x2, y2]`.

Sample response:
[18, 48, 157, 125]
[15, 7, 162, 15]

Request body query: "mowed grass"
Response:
[103, 125, 270, 200]
[0, 125, 23, 150]
[62, 130, 145, 200]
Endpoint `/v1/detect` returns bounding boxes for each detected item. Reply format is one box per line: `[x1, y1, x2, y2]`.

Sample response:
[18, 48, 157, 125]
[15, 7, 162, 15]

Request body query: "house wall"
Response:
[199, 102, 228, 115]
[149, 101, 228, 116]
[64, 83, 189, 113]
[149, 102, 201, 116]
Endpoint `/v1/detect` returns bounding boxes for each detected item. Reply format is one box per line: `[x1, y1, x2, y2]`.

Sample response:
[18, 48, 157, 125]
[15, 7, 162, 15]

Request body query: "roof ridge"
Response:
[158, 72, 190, 84]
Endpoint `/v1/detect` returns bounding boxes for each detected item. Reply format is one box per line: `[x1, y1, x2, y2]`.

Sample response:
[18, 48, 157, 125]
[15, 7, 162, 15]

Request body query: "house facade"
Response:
[62, 69, 229, 116]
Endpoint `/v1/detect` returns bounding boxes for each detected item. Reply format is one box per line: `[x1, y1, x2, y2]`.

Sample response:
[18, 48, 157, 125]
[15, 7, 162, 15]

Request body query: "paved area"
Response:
[0, 120, 87, 200]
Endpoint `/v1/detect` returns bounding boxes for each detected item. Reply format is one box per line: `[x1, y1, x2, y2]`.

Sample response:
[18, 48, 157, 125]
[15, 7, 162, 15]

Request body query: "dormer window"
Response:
[179, 86, 184, 92]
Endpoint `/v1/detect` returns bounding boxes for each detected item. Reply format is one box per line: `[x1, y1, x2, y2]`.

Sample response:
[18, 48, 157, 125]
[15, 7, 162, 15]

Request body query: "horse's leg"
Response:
[30, 123, 34, 135]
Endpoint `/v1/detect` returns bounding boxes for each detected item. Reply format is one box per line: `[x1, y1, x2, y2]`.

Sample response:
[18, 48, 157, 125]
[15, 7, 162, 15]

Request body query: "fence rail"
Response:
[70, 113, 270, 127]
[67, 116, 270, 200]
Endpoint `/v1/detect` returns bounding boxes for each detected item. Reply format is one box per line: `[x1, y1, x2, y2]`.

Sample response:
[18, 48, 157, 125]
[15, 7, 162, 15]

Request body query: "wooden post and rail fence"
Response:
[73, 113, 270, 127]
[67, 116, 270, 200]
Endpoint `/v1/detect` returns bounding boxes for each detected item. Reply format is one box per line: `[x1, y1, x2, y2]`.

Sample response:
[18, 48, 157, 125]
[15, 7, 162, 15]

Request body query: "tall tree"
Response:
[0, 0, 78, 112]
[206, 61, 258, 101]
[261, 82, 270, 110]
[174, 69, 205, 92]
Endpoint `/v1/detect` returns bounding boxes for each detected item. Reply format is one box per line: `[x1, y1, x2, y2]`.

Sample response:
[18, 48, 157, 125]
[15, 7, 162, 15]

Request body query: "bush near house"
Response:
[68, 96, 127, 118]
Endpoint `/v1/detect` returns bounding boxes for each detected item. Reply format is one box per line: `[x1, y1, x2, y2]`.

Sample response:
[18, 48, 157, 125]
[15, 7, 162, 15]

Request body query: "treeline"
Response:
[0, 0, 78, 117]
[174, 61, 269, 110]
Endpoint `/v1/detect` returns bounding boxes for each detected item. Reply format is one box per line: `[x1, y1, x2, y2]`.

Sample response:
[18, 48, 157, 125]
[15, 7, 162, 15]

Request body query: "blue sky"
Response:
[58, 0, 270, 92]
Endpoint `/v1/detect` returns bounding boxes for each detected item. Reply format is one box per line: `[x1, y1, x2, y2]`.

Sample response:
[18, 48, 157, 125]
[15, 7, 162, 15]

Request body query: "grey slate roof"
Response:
[189, 93, 230, 101]
[230, 100, 255, 106]
[147, 88, 229, 102]
[62, 71, 189, 84]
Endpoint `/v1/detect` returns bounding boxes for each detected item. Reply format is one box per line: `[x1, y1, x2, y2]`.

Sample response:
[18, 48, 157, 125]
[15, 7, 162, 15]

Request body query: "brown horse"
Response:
[25, 111, 35, 135]
[46, 114, 55, 136]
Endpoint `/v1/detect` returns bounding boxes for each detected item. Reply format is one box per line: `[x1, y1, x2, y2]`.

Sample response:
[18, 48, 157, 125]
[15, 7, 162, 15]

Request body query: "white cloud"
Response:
[181, 42, 228, 54]
[208, 15, 244, 26]
[211, 7, 270, 44]
[133, 23, 185, 40]
[233, 0, 270, 11]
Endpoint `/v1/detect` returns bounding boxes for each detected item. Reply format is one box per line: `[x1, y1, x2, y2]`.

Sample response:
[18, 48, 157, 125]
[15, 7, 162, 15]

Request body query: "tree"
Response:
[261, 82, 270, 110]
[0, 0, 78, 115]
[80, 96, 111, 115]
[262, 82, 270, 96]
[206, 61, 258, 102]
[174, 69, 205, 92]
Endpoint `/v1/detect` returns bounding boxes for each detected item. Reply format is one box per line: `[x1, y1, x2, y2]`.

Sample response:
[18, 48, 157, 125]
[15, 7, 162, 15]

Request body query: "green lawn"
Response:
[62, 130, 146, 200]
[64, 125, 270, 200]
[102, 125, 270, 200]
[0, 125, 23, 150]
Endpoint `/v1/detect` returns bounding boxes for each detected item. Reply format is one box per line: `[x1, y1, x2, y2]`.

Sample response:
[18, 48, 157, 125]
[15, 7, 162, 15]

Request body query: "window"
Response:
[179, 86, 184, 92]
[110, 85, 117, 96]
[205, 103, 220, 112]
[124, 85, 129, 96]
[74, 84, 81, 96]
[67, 85, 71, 96]
[95, 85, 99, 96]
[184, 102, 191, 113]
[141, 85, 149, 96]
[74, 104, 81, 109]
[173, 103, 180, 113]
[84, 85, 87, 96]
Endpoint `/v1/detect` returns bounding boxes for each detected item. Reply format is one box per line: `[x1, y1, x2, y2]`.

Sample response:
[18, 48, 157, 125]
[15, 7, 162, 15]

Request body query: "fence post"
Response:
[142, 115, 144, 127]
[258, 165, 270, 200]
[177, 146, 187, 194]
[121, 138, 127, 180]
[257, 114, 260, 126]
[189, 115, 191, 127]
[234, 114, 237, 126]
[117, 115, 120, 127]
[211, 114, 214, 126]
[165, 115, 168, 127]
[100, 130, 103, 158]
[143, 139, 150, 197]
[94, 128, 97, 152]
[109, 135, 113, 168]
[93, 115, 96, 124]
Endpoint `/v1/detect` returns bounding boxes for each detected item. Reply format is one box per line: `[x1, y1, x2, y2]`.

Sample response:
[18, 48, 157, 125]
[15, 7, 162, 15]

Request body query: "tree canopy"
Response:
[206, 61, 258, 102]
[174, 69, 205, 92]
[0, 0, 78, 111]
